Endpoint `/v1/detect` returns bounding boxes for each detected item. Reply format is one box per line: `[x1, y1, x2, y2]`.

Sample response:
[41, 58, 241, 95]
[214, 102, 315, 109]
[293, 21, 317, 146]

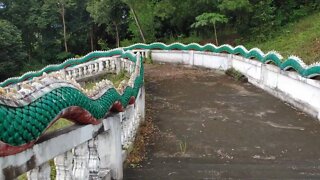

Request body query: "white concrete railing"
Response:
[0, 54, 144, 180]
[0, 86, 145, 180]
[140, 49, 320, 121]
[64, 57, 135, 82]
[3, 48, 319, 179]
[2, 57, 135, 92]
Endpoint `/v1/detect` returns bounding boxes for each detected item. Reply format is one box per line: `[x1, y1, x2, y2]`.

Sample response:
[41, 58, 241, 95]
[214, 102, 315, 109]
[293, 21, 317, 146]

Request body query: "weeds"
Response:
[178, 136, 188, 155]
[225, 68, 248, 82]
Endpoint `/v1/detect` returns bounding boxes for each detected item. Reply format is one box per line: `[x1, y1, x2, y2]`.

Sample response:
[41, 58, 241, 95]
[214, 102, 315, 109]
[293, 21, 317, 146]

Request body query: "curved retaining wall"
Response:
[1, 42, 320, 179]
[149, 49, 320, 121]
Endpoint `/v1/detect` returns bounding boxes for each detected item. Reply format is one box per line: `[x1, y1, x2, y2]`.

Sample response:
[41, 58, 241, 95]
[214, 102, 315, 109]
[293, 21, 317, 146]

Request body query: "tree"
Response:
[121, 0, 146, 43]
[248, 0, 276, 41]
[87, 0, 127, 47]
[54, 0, 76, 52]
[191, 13, 228, 45]
[218, 0, 251, 11]
[0, 20, 26, 80]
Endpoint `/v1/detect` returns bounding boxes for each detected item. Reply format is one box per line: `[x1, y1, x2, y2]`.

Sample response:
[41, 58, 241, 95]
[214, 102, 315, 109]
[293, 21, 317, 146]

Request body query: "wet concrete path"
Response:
[124, 64, 320, 179]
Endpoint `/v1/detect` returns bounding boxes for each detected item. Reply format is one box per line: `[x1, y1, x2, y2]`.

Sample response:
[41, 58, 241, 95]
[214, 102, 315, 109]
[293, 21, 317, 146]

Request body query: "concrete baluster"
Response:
[82, 66, 86, 76]
[129, 64, 133, 74]
[87, 65, 90, 75]
[27, 162, 51, 180]
[111, 60, 116, 72]
[84, 66, 87, 75]
[139, 86, 146, 121]
[79, 67, 83, 77]
[54, 151, 73, 180]
[72, 142, 90, 180]
[99, 61, 104, 72]
[121, 59, 125, 71]
[120, 112, 125, 146]
[90, 64, 93, 74]
[76, 68, 79, 78]
[94, 62, 99, 73]
[189, 50, 194, 65]
[97, 114, 123, 179]
[115, 59, 120, 74]
[91, 64, 95, 74]
[142, 51, 146, 58]
[92, 63, 96, 73]
[106, 60, 110, 71]
[88, 139, 100, 179]
[72, 69, 76, 78]
[126, 105, 134, 143]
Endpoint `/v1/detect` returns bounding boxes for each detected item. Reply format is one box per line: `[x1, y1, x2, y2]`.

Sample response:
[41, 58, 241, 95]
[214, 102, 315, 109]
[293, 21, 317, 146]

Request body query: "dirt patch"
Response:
[144, 63, 221, 82]
[125, 93, 160, 167]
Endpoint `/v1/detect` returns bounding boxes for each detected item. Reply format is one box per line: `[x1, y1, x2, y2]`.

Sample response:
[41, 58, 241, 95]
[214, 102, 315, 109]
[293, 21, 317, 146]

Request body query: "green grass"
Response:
[46, 118, 74, 133]
[84, 71, 129, 89]
[225, 68, 248, 82]
[107, 71, 129, 87]
[243, 12, 320, 64]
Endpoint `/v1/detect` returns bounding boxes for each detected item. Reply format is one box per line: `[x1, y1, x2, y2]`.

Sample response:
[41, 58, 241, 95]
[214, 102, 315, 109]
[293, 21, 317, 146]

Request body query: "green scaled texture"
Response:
[0, 51, 144, 146]
[124, 43, 320, 78]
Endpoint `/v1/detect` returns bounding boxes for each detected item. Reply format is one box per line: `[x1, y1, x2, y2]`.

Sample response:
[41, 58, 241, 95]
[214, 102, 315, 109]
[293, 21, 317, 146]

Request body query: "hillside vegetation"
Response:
[1, 0, 320, 79]
[244, 12, 320, 64]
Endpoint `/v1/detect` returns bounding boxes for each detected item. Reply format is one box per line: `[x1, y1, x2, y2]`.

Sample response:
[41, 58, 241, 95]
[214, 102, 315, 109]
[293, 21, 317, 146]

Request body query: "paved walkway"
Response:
[124, 64, 320, 179]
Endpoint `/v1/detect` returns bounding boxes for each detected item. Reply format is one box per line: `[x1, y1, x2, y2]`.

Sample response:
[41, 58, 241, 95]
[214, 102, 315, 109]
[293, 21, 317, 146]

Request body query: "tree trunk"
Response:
[129, 5, 146, 43]
[60, 4, 68, 52]
[213, 23, 218, 46]
[90, 25, 94, 51]
[114, 22, 120, 47]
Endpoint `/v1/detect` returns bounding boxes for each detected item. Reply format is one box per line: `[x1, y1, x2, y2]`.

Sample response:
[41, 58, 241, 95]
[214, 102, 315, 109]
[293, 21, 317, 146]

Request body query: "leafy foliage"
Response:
[191, 13, 228, 28]
[87, 0, 128, 47]
[0, 20, 26, 81]
[191, 13, 228, 45]
[0, 0, 320, 79]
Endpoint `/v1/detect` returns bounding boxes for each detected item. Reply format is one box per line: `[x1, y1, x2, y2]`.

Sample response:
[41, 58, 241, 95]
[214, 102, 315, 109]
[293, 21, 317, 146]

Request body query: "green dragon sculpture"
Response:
[1, 43, 319, 156]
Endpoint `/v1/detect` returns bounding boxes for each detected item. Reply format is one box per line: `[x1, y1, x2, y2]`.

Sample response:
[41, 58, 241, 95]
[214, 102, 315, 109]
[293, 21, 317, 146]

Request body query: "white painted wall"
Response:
[150, 50, 320, 121]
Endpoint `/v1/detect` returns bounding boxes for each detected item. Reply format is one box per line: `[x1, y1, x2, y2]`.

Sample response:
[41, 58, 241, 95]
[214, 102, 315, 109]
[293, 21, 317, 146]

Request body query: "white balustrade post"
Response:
[138, 86, 146, 122]
[79, 67, 84, 77]
[88, 139, 100, 179]
[126, 105, 136, 144]
[84, 66, 88, 75]
[106, 60, 110, 71]
[126, 62, 130, 72]
[27, 162, 51, 180]
[72, 142, 90, 179]
[76, 68, 80, 78]
[111, 60, 116, 72]
[72, 69, 76, 77]
[129, 64, 134, 74]
[89, 64, 93, 75]
[145, 50, 150, 59]
[99, 61, 104, 72]
[115, 58, 121, 74]
[97, 114, 123, 179]
[227, 54, 233, 70]
[143, 51, 146, 58]
[95, 63, 99, 72]
[54, 151, 73, 180]
[189, 50, 194, 65]
[120, 111, 128, 147]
